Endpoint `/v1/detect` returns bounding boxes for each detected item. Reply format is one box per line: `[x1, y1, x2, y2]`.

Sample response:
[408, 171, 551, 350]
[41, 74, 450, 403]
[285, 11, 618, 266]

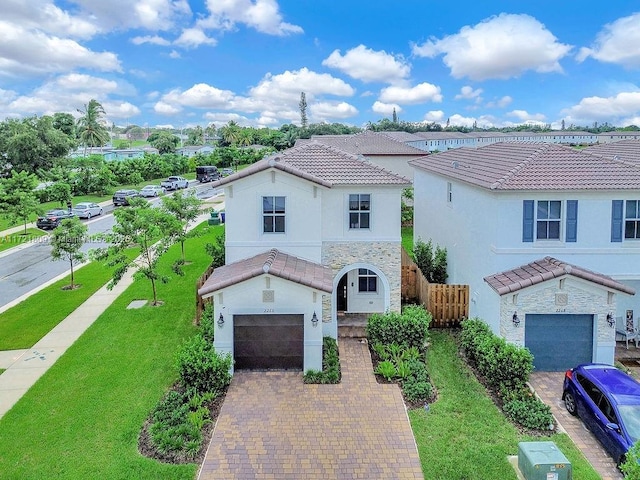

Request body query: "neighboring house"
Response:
[176, 145, 216, 157]
[410, 142, 640, 370]
[583, 139, 640, 162]
[296, 131, 426, 179]
[67, 147, 146, 160]
[597, 132, 640, 144]
[198, 142, 411, 373]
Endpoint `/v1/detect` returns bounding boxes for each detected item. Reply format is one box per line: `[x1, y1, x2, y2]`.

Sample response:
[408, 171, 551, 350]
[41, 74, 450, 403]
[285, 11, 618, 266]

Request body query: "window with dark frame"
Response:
[349, 194, 370, 229]
[625, 200, 640, 239]
[358, 268, 377, 292]
[263, 196, 285, 233]
[536, 200, 561, 240]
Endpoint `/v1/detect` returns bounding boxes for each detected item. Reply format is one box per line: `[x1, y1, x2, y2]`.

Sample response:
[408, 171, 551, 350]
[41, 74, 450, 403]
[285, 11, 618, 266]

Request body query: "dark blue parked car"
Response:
[563, 363, 640, 466]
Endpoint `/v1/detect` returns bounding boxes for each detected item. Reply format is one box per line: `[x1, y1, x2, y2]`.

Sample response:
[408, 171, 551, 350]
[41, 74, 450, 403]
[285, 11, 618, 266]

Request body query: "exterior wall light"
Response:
[217, 313, 224, 327]
[512, 312, 520, 327]
[606, 313, 615, 328]
[311, 311, 319, 327]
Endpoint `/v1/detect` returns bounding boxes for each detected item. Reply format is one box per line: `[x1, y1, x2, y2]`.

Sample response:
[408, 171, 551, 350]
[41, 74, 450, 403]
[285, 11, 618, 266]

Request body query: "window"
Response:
[263, 196, 285, 233]
[447, 182, 452, 203]
[349, 194, 370, 229]
[625, 200, 640, 239]
[536, 200, 561, 240]
[358, 269, 377, 292]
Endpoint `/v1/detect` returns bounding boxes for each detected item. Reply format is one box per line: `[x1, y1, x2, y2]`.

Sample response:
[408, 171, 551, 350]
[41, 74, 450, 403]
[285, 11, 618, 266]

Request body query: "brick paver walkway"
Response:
[198, 338, 424, 480]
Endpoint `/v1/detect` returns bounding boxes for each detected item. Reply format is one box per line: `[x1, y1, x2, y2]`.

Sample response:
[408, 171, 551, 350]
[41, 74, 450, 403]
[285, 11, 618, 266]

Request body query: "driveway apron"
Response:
[198, 338, 424, 480]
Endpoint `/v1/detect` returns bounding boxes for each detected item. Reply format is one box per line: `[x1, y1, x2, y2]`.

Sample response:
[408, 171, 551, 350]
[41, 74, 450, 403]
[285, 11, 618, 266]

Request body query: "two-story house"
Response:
[198, 142, 410, 373]
[410, 142, 640, 370]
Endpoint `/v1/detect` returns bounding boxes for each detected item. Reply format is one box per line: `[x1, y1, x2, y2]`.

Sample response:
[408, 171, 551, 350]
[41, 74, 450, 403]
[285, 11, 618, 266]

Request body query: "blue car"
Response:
[563, 364, 640, 466]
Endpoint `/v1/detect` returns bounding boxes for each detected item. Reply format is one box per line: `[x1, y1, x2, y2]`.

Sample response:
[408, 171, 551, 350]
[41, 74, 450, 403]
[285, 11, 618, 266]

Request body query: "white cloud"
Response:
[447, 113, 500, 128]
[102, 101, 141, 119]
[562, 91, 640, 125]
[174, 28, 218, 48]
[378, 83, 443, 104]
[0, 21, 121, 77]
[412, 13, 572, 81]
[154, 100, 183, 115]
[310, 101, 359, 121]
[372, 102, 402, 116]
[131, 35, 171, 46]
[577, 13, 640, 68]
[322, 44, 410, 84]
[200, 0, 303, 36]
[506, 109, 546, 122]
[423, 110, 444, 122]
[485, 96, 513, 108]
[455, 86, 483, 101]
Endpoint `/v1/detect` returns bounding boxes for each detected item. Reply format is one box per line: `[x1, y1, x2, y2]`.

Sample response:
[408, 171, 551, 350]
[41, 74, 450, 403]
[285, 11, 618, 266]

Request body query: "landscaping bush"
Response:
[303, 337, 341, 384]
[175, 334, 232, 395]
[200, 303, 215, 344]
[501, 386, 554, 431]
[621, 440, 640, 478]
[367, 304, 431, 352]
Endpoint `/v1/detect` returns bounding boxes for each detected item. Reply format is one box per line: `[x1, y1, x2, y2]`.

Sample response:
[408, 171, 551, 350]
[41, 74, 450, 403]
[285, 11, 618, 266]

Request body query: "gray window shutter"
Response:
[566, 200, 578, 242]
[612, 200, 623, 243]
[523, 200, 534, 242]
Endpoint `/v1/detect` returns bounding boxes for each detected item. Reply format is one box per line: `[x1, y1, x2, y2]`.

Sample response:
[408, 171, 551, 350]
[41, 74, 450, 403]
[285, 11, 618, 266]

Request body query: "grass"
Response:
[410, 330, 601, 480]
[401, 225, 413, 255]
[0, 223, 222, 479]
[0, 228, 48, 253]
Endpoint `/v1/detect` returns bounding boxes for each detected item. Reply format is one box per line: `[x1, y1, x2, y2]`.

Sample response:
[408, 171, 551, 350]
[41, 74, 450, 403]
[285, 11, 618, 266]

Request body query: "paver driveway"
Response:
[198, 338, 424, 480]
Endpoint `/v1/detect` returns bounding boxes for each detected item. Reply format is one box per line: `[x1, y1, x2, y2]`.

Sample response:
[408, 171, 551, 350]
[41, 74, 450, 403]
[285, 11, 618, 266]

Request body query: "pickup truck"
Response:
[161, 176, 189, 190]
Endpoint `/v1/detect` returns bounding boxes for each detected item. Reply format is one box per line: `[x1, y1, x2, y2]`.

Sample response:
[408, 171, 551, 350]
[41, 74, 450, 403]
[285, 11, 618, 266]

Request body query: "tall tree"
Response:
[219, 121, 241, 146]
[299, 92, 308, 128]
[161, 190, 203, 262]
[0, 170, 40, 234]
[91, 198, 181, 305]
[76, 99, 109, 153]
[392, 108, 398, 124]
[50, 218, 87, 289]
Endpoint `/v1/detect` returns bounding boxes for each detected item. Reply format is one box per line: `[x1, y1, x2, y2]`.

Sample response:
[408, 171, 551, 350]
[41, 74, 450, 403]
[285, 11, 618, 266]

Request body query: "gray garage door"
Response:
[234, 314, 304, 370]
[525, 314, 594, 371]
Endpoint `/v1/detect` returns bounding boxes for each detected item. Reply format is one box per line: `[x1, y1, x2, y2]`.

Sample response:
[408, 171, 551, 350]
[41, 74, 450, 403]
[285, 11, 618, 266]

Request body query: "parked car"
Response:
[196, 166, 221, 182]
[220, 168, 234, 177]
[160, 176, 189, 190]
[112, 189, 140, 206]
[563, 363, 640, 466]
[139, 185, 165, 197]
[72, 202, 103, 219]
[36, 209, 75, 229]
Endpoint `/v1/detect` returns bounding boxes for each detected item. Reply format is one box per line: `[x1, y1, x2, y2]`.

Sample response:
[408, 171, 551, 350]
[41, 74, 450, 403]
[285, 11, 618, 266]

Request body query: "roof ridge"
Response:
[262, 248, 279, 273]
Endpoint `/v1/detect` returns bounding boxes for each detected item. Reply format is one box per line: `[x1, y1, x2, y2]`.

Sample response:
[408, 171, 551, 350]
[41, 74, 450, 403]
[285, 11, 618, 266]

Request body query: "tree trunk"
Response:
[69, 259, 75, 289]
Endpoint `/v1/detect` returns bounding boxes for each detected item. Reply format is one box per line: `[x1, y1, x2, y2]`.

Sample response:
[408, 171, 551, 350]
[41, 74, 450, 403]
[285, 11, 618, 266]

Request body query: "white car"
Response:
[72, 202, 103, 219]
[139, 185, 166, 197]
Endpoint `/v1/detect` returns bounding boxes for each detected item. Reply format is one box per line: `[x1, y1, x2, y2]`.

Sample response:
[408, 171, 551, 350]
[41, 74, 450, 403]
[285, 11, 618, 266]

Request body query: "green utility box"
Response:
[518, 442, 572, 480]
[208, 211, 220, 226]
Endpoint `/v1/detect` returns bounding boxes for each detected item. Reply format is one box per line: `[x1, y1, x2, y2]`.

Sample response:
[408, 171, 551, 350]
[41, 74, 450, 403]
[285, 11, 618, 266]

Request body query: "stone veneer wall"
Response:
[321, 241, 402, 322]
[499, 279, 616, 348]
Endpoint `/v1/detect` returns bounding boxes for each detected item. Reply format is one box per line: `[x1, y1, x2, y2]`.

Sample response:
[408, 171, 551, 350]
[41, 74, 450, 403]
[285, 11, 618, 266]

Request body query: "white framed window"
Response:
[349, 194, 370, 229]
[536, 200, 561, 240]
[447, 182, 452, 203]
[358, 269, 377, 292]
[263, 196, 285, 233]
[625, 200, 640, 239]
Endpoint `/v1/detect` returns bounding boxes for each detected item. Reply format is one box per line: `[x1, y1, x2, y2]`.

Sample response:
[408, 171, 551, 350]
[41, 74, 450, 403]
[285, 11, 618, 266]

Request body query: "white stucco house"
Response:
[197, 142, 411, 373]
[410, 142, 640, 370]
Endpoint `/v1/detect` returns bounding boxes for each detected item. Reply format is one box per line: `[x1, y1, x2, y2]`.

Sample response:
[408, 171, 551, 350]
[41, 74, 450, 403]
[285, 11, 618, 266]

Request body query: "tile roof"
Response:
[582, 139, 640, 166]
[198, 249, 334, 297]
[306, 131, 427, 155]
[484, 256, 636, 296]
[212, 141, 411, 188]
[409, 141, 640, 190]
[378, 131, 426, 142]
[413, 131, 474, 139]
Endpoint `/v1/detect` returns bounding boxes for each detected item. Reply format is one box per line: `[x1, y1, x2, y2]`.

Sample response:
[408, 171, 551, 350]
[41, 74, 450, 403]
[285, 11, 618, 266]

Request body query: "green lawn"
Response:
[0, 228, 48, 253]
[0, 223, 222, 479]
[411, 330, 600, 479]
[401, 225, 413, 254]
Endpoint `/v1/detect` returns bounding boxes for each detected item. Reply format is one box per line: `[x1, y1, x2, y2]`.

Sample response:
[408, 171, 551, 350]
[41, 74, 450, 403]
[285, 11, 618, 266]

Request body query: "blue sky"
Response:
[1, 1, 639, 130]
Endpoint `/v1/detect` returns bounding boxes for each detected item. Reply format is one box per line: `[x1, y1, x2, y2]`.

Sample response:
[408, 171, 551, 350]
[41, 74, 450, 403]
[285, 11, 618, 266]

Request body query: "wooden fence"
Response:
[401, 249, 469, 328]
[195, 263, 215, 324]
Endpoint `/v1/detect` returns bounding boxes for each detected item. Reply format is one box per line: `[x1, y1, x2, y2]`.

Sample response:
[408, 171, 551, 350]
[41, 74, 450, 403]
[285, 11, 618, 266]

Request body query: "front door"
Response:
[337, 275, 348, 312]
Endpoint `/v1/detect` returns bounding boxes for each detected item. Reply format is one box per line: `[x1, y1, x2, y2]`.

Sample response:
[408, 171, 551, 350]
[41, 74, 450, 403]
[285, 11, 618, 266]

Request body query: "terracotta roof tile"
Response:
[583, 139, 640, 166]
[198, 249, 334, 297]
[484, 257, 635, 296]
[306, 131, 427, 155]
[409, 142, 640, 190]
[212, 142, 411, 188]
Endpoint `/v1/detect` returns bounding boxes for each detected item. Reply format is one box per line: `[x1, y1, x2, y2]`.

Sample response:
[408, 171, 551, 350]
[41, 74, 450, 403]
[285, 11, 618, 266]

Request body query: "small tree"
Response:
[0, 170, 40, 234]
[50, 218, 87, 289]
[204, 228, 226, 268]
[91, 198, 181, 305]
[161, 190, 203, 263]
[47, 181, 72, 207]
[413, 238, 448, 284]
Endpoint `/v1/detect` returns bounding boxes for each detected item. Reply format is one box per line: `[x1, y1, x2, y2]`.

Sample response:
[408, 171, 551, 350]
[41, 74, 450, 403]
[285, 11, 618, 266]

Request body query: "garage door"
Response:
[234, 314, 304, 370]
[525, 314, 594, 371]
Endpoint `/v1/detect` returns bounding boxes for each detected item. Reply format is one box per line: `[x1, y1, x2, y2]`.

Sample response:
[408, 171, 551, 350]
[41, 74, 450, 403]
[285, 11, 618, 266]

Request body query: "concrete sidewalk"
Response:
[0, 207, 221, 419]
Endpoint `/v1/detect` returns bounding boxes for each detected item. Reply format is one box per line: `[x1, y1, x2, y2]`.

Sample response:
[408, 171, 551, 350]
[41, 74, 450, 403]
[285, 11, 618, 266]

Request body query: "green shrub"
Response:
[200, 303, 215, 344]
[366, 305, 431, 352]
[413, 238, 448, 283]
[303, 337, 341, 384]
[502, 387, 554, 431]
[375, 360, 397, 381]
[621, 440, 640, 477]
[402, 378, 433, 404]
[175, 334, 232, 395]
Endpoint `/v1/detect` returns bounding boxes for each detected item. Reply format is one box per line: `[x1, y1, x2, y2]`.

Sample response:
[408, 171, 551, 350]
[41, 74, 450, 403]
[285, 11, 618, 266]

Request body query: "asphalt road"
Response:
[0, 181, 221, 309]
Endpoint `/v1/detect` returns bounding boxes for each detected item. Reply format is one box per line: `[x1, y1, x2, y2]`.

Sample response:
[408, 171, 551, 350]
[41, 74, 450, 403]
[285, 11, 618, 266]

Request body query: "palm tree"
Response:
[77, 99, 109, 155]
[219, 120, 241, 146]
